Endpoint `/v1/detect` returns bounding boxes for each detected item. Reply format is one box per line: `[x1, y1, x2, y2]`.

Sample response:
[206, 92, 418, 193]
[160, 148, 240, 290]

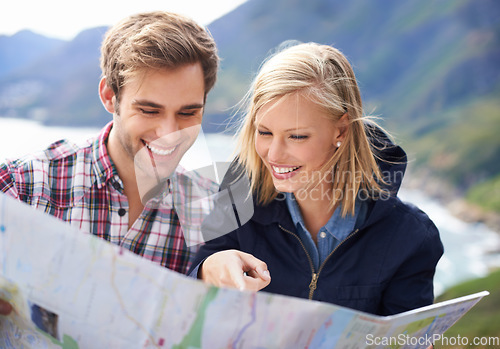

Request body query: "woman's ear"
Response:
[98, 77, 116, 114]
[335, 112, 349, 143]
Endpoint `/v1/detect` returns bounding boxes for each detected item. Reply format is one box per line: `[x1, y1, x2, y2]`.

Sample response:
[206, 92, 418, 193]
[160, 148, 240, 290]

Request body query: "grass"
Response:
[399, 94, 500, 213]
[434, 269, 500, 348]
[467, 175, 500, 213]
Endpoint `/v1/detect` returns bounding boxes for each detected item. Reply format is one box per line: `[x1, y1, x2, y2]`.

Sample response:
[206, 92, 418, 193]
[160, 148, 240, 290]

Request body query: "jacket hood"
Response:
[366, 122, 407, 196]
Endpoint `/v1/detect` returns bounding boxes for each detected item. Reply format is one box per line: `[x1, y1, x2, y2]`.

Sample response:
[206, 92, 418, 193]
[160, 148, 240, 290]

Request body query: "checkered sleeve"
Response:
[0, 161, 18, 198]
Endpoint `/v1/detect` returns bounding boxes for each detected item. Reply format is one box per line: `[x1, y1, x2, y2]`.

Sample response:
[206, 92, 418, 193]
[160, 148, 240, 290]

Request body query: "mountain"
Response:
[0, 26, 109, 126]
[0, 30, 64, 79]
[0, 0, 499, 216]
[205, 0, 500, 219]
[207, 0, 500, 128]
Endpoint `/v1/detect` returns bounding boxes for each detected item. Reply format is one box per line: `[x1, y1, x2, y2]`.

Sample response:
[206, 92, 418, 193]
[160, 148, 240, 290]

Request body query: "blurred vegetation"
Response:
[467, 174, 500, 213]
[435, 269, 500, 348]
[400, 93, 500, 213]
[207, 0, 500, 216]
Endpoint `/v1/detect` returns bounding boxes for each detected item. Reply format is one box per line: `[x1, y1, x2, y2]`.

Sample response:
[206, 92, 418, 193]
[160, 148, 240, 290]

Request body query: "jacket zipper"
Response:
[279, 225, 360, 300]
[312, 229, 360, 299]
[279, 225, 316, 297]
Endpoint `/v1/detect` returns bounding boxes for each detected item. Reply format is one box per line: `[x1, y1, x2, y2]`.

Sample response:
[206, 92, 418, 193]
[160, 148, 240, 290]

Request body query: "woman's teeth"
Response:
[272, 166, 300, 174]
[145, 142, 176, 156]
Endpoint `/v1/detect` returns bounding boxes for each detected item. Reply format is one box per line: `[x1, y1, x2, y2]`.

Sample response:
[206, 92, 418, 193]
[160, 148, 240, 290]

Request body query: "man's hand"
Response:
[0, 299, 13, 315]
[200, 250, 271, 291]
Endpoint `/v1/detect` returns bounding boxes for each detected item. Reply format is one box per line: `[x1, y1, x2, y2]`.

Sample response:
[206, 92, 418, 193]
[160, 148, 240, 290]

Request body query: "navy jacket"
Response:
[189, 129, 443, 316]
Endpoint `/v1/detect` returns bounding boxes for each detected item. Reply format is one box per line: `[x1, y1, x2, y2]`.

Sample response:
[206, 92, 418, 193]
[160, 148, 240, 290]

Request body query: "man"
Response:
[0, 11, 219, 315]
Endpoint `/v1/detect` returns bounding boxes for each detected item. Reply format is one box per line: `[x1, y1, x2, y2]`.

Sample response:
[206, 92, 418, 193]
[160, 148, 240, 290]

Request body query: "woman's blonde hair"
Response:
[235, 42, 387, 216]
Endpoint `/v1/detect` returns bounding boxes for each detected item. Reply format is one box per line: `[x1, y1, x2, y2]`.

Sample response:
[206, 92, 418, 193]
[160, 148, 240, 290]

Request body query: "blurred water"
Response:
[399, 189, 500, 295]
[0, 118, 100, 161]
[1, 117, 499, 295]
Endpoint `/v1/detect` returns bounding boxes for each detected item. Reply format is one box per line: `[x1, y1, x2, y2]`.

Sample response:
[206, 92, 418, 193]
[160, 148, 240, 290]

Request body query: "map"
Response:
[0, 192, 488, 348]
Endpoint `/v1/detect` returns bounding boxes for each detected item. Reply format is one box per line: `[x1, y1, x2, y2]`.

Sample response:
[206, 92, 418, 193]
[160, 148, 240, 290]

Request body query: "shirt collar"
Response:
[285, 193, 307, 232]
[91, 121, 118, 189]
[285, 192, 362, 242]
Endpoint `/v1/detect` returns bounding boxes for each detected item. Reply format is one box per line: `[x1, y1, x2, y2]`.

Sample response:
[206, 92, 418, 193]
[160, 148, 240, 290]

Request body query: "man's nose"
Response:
[155, 116, 181, 141]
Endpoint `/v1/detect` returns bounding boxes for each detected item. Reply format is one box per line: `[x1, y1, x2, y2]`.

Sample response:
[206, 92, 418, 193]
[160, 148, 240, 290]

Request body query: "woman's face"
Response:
[254, 93, 343, 196]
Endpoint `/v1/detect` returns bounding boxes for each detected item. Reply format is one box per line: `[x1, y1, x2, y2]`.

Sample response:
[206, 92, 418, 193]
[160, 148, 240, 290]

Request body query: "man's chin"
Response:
[139, 179, 170, 204]
[135, 162, 177, 182]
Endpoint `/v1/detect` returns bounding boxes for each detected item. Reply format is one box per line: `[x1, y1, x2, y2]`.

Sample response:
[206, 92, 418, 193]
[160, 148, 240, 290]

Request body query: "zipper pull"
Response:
[308, 273, 318, 299]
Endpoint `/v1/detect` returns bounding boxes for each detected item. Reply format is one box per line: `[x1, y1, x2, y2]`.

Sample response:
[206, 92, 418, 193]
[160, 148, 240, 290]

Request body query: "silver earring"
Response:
[336, 141, 342, 147]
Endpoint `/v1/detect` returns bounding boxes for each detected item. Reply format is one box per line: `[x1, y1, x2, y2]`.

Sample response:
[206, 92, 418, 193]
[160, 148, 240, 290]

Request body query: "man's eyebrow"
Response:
[131, 100, 204, 110]
[132, 99, 164, 109]
[181, 103, 204, 110]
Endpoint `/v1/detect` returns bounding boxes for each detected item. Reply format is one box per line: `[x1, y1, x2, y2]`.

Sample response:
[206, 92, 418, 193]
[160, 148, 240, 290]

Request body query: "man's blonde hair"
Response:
[100, 11, 219, 101]
[235, 42, 387, 216]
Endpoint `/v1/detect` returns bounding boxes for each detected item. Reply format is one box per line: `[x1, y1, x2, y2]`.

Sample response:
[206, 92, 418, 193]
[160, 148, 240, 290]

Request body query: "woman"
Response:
[189, 42, 443, 316]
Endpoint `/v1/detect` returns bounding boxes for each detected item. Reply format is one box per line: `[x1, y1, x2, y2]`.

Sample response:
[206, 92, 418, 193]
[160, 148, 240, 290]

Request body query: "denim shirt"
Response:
[285, 193, 367, 271]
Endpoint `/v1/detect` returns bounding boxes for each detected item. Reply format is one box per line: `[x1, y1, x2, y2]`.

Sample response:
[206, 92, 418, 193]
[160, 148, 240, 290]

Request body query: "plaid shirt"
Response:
[0, 122, 218, 273]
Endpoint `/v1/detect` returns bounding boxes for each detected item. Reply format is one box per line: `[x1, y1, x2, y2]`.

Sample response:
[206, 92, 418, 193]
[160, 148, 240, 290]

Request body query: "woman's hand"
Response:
[200, 250, 271, 291]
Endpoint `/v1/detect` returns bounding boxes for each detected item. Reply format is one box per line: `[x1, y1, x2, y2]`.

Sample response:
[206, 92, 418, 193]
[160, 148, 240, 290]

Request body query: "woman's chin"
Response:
[272, 182, 297, 194]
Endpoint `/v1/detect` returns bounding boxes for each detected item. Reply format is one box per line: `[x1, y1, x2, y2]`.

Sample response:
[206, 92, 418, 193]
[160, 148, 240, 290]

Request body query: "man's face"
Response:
[107, 63, 205, 191]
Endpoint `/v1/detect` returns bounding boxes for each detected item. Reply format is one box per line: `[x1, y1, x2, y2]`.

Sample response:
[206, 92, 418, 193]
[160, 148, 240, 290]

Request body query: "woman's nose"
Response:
[267, 137, 286, 162]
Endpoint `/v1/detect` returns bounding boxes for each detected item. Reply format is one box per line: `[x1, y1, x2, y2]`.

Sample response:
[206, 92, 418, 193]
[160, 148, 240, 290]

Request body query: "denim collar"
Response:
[285, 192, 364, 242]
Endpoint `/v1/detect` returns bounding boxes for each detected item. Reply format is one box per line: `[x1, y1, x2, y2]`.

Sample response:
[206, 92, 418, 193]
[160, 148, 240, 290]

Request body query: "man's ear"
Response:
[335, 112, 349, 143]
[99, 77, 116, 114]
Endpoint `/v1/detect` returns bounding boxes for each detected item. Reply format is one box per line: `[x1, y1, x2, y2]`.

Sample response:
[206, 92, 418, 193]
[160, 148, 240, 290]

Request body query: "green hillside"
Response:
[401, 93, 500, 213]
[435, 269, 500, 348]
[205, 0, 500, 216]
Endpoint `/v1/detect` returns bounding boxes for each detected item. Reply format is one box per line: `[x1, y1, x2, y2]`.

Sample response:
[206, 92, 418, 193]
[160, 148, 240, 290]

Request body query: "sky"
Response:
[0, 0, 248, 40]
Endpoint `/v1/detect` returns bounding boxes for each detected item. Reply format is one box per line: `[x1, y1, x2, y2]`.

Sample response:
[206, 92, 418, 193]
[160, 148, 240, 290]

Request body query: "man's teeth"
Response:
[145, 143, 176, 156]
[272, 166, 300, 174]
